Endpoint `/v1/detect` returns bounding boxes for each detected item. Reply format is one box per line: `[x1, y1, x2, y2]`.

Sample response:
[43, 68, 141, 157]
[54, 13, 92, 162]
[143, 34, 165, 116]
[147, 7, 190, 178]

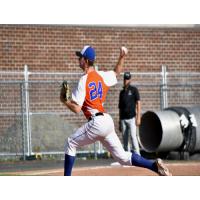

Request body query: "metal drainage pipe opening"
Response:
[139, 110, 183, 153]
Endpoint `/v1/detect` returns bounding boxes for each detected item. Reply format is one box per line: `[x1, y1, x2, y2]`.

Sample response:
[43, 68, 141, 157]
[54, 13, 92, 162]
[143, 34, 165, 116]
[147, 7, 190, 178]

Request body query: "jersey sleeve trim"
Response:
[72, 75, 87, 107]
[96, 70, 117, 87]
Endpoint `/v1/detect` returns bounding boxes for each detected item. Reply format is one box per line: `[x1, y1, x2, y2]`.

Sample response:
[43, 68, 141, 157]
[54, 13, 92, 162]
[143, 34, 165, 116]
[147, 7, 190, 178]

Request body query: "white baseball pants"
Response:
[65, 113, 132, 166]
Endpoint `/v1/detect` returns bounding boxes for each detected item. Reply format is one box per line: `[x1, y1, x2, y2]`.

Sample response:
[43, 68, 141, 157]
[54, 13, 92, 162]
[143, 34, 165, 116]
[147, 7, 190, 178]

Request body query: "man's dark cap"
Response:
[124, 72, 131, 80]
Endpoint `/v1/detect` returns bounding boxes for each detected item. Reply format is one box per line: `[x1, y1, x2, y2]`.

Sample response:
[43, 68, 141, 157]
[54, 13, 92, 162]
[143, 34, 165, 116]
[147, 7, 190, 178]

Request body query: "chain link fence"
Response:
[0, 65, 199, 160]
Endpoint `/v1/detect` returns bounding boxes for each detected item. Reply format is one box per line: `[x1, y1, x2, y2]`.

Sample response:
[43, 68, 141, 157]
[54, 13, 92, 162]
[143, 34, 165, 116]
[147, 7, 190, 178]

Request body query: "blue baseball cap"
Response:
[76, 45, 96, 62]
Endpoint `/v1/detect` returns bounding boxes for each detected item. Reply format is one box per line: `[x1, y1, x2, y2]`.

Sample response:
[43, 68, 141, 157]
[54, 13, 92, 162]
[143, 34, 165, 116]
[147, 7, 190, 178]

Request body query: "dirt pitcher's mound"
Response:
[73, 166, 156, 176]
[72, 162, 200, 176]
[1, 162, 200, 176]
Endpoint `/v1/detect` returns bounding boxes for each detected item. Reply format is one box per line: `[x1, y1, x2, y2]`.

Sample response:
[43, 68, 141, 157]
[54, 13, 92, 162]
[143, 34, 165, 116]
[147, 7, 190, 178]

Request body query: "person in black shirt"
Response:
[119, 72, 141, 154]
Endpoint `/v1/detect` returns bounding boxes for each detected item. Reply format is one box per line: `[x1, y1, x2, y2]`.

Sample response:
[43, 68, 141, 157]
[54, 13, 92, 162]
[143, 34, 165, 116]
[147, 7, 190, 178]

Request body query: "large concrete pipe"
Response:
[165, 107, 192, 152]
[139, 110, 183, 152]
[166, 106, 200, 153]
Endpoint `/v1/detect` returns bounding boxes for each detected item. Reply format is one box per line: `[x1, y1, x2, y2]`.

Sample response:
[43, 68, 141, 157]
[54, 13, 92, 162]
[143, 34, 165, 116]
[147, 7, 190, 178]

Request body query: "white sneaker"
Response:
[156, 159, 172, 176]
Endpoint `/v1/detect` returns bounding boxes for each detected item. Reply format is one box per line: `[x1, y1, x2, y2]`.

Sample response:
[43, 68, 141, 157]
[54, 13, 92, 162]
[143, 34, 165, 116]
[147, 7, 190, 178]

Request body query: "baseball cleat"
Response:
[156, 158, 172, 176]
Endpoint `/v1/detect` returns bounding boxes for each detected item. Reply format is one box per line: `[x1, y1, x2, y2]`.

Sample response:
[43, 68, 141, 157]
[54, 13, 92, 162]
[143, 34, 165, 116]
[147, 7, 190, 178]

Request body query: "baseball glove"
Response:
[60, 81, 71, 103]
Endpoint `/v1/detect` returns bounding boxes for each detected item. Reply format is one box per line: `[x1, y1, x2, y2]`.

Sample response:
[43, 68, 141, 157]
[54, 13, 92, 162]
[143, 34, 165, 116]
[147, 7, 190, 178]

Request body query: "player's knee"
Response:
[64, 137, 76, 156]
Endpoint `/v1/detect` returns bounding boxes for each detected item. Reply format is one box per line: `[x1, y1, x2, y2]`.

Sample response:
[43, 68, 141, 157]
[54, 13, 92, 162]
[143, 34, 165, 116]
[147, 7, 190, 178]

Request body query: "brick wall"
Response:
[0, 25, 199, 154]
[0, 25, 200, 72]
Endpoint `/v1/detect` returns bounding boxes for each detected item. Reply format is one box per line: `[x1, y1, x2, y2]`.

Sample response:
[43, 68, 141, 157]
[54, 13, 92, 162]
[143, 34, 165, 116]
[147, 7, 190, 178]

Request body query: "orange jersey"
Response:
[72, 70, 117, 119]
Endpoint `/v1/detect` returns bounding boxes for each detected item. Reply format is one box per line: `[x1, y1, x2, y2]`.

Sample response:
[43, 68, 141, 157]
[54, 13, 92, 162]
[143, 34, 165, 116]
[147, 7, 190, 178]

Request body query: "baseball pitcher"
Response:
[60, 45, 172, 176]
